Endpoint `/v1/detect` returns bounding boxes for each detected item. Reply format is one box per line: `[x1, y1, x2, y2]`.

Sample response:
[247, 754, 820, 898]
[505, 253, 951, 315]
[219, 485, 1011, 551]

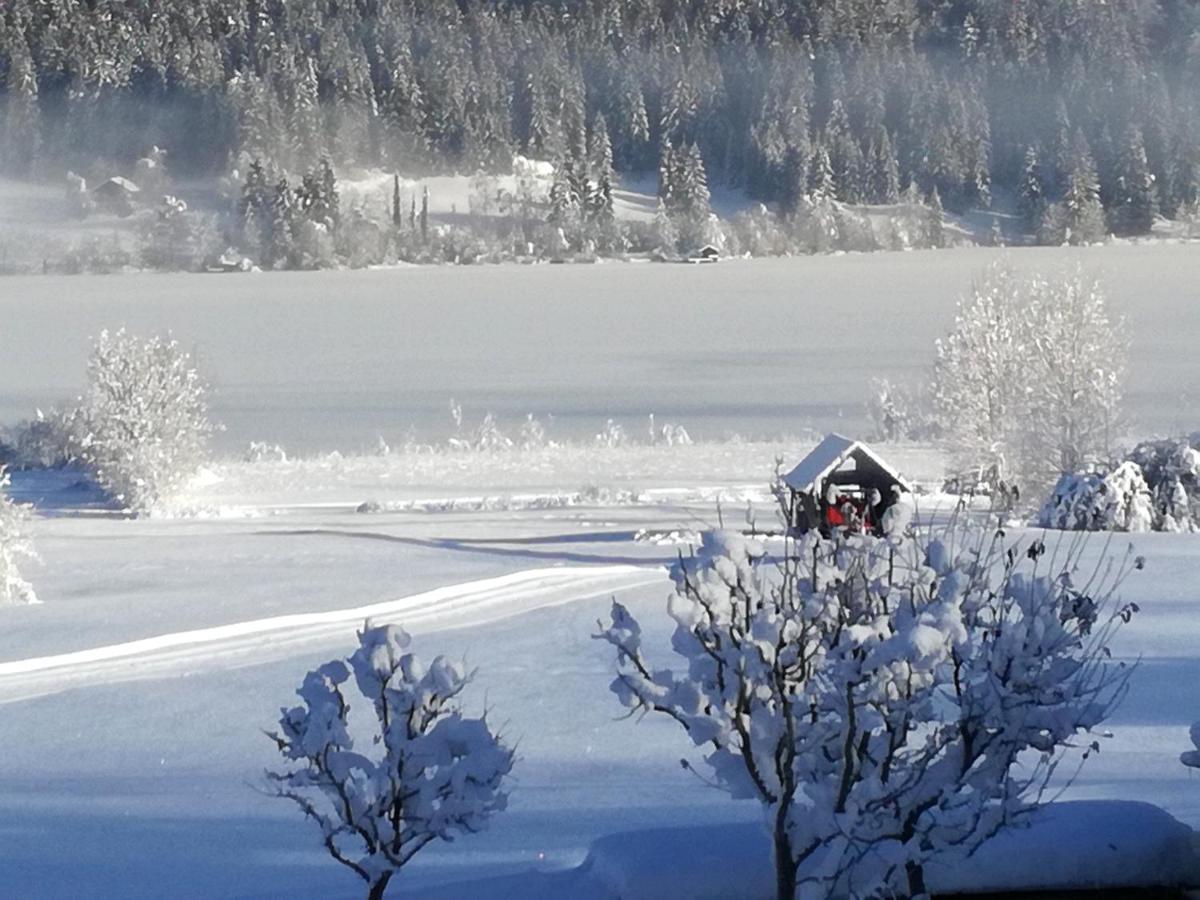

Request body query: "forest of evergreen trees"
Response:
[3, 0, 1200, 241]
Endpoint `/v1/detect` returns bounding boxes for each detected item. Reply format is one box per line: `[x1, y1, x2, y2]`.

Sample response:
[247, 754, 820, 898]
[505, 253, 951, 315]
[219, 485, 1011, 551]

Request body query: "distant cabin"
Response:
[781, 433, 912, 535]
[686, 244, 720, 264]
[93, 176, 140, 215]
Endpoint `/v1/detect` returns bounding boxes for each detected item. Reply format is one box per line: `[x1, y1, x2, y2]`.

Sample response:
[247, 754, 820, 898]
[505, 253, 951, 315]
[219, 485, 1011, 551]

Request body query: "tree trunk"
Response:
[773, 829, 797, 900]
[906, 859, 929, 899]
[367, 872, 393, 900]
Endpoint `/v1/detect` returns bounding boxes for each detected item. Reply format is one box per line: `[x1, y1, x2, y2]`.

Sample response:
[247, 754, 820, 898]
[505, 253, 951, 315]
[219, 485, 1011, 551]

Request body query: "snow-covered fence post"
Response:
[598, 524, 1137, 899]
[72, 328, 215, 514]
[266, 624, 513, 900]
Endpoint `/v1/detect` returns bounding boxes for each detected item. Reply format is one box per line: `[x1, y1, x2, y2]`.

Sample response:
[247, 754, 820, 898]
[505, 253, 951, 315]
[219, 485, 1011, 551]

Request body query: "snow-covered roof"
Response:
[94, 176, 140, 194]
[782, 433, 912, 495]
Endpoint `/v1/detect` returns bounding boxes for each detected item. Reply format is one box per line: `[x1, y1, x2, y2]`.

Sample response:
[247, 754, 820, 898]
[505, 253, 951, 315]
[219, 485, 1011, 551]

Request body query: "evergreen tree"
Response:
[1018, 145, 1045, 231]
[1061, 136, 1107, 245]
[319, 158, 341, 228]
[1112, 125, 1159, 235]
[266, 177, 296, 268]
[392, 174, 402, 227]
[871, 128, 901, 204]
[2, 32, 40, 172]
[928, 187, 945, 248]
[811, 145, 836, 201]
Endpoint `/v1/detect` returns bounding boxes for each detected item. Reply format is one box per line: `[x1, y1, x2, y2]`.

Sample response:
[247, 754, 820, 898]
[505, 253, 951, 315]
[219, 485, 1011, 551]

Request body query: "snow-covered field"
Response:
[1, 247, 1200, 898]
[1, 244, 1198, 453]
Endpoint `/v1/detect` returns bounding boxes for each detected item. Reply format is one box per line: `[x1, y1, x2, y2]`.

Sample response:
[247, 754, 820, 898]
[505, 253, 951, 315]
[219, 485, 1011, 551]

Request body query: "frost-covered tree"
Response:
[933, 267, 1124, 496]
[0, 471, 37, 605]
[932, 267, 1030, 486]
[73, 329, 215, 515]
[1023, 270, 1125, 482]
[598, 526, 1136, 899]
[267, 625, 513, 900]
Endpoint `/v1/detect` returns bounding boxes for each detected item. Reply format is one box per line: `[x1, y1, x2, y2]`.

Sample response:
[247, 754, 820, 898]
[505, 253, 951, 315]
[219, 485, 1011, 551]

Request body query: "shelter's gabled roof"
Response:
[94, 176, 140, 194]
[782, 433, 912, 494]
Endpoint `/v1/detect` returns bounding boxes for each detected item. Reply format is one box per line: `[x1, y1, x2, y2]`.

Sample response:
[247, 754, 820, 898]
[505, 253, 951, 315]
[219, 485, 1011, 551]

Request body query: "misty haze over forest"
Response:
[2, 0, 1199, 237]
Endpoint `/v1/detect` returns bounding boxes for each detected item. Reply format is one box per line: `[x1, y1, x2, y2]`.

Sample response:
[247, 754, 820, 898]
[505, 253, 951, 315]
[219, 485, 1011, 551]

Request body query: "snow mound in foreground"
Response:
[424, 801, 1196, 899]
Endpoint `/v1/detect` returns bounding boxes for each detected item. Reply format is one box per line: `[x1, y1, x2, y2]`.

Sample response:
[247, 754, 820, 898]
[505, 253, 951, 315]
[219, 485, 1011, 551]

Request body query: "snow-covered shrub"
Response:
[648, 414, 692, 447]
[867, 377, 939, 443]
[598, 526, 1136, 899]
[2, 407, 80, 469]
[594, 418, 627, 448]
[267, 624, 513, 900]
[73, 329, 215, 514]
[0, 471, 37, 604]
[933, 266, 1124, 498]
[1127, 439, 1200, 532]
[518, 414, 548, 450]
[1181, 723, 1200, 769]
[1039, 462, 1152, 532]
[244, 441, 288, 463]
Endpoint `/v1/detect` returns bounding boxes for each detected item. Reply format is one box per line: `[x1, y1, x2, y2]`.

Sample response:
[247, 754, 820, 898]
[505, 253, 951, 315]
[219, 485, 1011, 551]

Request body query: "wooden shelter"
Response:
[781, 433, 912, 534]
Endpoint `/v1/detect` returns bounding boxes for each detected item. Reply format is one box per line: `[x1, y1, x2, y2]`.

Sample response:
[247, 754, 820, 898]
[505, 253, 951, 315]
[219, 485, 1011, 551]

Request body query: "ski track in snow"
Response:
[0, 565, 665, 704]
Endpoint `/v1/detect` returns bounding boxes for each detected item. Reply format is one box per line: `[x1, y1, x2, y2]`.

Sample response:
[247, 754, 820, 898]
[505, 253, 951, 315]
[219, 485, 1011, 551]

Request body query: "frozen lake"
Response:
[0, 244, 1195, 453]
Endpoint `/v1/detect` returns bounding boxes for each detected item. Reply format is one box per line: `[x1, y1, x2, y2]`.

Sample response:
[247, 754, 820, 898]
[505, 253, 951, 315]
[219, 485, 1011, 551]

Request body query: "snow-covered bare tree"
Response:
[1022, 269, 1125, 484]
[72, 329, 215, 515]
[267, 624, 513, 900]
[932, 265, 1031, 487]
[0, 470, 37, 604]
[598, 525, 1136, 899]
[933, 266, 1124, 497]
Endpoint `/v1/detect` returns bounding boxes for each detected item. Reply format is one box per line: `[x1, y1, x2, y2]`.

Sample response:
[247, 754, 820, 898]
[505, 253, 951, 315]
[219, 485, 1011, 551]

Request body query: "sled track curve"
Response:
[0, 565, 664, 703]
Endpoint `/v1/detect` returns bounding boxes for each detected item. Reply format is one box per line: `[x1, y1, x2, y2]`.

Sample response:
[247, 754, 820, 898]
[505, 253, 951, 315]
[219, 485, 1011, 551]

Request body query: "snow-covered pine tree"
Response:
[1060, 136, 1106, 244]
[810, 143, 836, 202]
[871, 127, 901, 204]
[1112, 125, 1159, 236]
[1018, 145, 1045, 230]
[267, 625, 513, 900]
[927, 186, 945, 246]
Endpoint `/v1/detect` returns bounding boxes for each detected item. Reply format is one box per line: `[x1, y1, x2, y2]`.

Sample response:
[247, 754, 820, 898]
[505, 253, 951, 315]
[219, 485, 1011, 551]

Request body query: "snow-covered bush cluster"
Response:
[1127, 439, 1200, 531]
[1039, 462, 1153, 533]
[1041, 438, 1200, 533]
[0, 407, 79, 469]
[72, 329, 216, 515]
[931, 265, 1124, 498]
[243, 441, 288, 463]
[598, 526, 1136, 899]
[268, 624, 513, 900]
[0, 470, 37, 605]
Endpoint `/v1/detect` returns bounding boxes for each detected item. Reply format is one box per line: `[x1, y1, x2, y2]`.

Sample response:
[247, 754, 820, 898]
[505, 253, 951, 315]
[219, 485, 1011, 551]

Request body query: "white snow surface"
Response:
[0, 245, 1197, 454]
[1, 447, 1199, 898]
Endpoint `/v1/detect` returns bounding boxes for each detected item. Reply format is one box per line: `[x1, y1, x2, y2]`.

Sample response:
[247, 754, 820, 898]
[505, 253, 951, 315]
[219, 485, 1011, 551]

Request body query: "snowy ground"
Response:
[0, 443, 1197, 899]
[1, 248, 1199, 897]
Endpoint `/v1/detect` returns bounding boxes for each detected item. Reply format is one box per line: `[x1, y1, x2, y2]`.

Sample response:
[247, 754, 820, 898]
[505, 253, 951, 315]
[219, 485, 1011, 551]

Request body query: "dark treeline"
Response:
[2, 1, 1199, 237]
